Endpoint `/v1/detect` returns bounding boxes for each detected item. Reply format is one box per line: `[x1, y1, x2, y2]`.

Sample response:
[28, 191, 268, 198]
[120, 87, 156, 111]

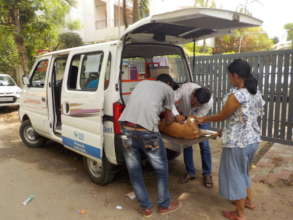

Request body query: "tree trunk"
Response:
[133, 0, 139, 23]
[123, 0, 128, 28]
[12, 8, 29, 86]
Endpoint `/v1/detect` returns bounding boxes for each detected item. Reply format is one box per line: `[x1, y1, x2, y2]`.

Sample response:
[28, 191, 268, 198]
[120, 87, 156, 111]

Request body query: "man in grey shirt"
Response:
[119, 74, 180, 217]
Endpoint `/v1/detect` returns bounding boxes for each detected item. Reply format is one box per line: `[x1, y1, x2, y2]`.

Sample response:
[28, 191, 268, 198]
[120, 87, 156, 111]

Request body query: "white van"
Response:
[0, 74, 22, 107]
[19, 8, 261, 185]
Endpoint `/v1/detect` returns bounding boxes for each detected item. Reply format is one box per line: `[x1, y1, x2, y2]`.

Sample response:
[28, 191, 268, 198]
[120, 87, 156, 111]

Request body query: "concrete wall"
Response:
[67, 0, 130, 43]
[79, 0, 97, 42]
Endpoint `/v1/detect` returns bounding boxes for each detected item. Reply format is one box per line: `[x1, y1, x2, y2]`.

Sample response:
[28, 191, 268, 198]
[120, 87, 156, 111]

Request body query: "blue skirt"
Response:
[219, 143, 259, 201]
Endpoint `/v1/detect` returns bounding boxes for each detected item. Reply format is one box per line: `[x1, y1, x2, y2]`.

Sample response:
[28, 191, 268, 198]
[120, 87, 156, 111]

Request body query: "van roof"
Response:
[37, 40, 120, 58]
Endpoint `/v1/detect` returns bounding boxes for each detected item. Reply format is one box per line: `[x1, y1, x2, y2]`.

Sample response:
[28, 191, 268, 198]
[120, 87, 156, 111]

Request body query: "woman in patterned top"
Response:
[196, 59, 265, 220]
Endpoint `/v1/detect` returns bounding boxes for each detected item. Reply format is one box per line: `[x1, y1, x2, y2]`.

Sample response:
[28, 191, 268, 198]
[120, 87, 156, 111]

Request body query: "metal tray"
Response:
[162, 129, 219, 152]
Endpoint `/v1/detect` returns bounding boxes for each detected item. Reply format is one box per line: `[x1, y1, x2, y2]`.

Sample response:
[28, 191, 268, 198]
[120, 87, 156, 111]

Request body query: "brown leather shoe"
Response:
[203, 175, 213, 188]
[158, 200, 181, 215]
[180, 173, 196, 184]
[141, 208, 152, 217]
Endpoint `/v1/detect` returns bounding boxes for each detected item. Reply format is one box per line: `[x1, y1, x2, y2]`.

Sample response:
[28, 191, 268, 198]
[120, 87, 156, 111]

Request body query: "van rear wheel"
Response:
[19, 120, 45, 148]
[83, 153, 115, 185]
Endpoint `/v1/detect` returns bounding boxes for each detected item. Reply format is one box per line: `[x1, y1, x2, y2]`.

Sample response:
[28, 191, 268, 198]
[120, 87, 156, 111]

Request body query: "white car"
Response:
[0, 74, 22, 107]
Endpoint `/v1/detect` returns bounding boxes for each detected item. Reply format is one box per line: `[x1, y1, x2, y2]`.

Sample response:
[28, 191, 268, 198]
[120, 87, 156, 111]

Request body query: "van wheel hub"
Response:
[86, 158, 103, 178]
[24, 127, 38, 143]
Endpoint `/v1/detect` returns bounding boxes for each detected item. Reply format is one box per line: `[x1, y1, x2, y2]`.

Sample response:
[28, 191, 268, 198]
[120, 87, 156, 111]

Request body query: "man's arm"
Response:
[172, 103, 180, 116]
[172, 84, 187, 123]
[163, 86, 176, 125]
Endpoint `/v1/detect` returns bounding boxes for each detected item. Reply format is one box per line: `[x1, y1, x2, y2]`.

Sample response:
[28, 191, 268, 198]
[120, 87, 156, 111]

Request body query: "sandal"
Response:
[203, 175, 213, 188]
[222, 211, 246, 220]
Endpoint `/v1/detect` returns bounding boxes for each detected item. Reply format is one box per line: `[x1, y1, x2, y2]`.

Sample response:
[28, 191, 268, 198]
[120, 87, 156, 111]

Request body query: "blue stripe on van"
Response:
[62, 136, 101, 159]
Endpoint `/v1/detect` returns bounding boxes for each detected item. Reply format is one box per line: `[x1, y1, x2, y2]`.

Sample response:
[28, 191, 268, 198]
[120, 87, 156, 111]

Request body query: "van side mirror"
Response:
[22, 75, 30, 86]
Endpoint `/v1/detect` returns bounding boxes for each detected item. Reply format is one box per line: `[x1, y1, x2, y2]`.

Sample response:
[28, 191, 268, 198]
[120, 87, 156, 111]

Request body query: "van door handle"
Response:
[65, 102, 70, 114]
[41, 97, 46, 102]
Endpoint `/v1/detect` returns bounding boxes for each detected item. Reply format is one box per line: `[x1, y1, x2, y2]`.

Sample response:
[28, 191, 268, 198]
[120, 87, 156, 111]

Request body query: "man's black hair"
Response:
[193, 87, 211, 104]
[156, 74, 177, 89]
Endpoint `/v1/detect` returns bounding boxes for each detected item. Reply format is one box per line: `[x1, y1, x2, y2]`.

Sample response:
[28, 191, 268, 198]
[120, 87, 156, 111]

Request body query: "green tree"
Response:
[122, 0, 128, 27]
[194, 0, 216, 8]
[57, 32, 83, 50]
[138, 0, 149, 19]
[66, 20, 81, 31]
[133, 0, 149, 23]
[214, 27, 273, 53]
[284, 23, 293, 49]
[0, 32, 19, 79]
[183, 42, 213, 56]
[272, 36, 279, 45]
[0, 0, 75, 84]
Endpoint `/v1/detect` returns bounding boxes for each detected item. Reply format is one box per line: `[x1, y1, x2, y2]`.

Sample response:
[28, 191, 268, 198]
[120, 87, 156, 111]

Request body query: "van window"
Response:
[67, 52, 104, 91]
[104, 53, 111, 90]
[121, 44, 190, 84]
[152, 55, 189, 83]
[31, 59, 48, 88]
[53, 57, 67, 81]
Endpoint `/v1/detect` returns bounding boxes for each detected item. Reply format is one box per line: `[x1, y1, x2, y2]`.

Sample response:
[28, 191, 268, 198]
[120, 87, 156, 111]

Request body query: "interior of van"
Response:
[121, 43, 191, 104]
[51, 56, 68, 134]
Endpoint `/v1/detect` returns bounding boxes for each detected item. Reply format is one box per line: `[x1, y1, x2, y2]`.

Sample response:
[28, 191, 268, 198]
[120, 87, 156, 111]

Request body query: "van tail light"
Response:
[113, 102, 124, 134]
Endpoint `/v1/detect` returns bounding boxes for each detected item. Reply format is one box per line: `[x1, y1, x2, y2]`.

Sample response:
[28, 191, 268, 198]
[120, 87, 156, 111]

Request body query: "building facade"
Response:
[68, 0, 132, 43]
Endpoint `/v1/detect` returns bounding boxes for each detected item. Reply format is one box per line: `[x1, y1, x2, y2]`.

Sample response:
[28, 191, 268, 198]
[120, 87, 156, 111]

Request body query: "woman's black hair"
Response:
[228, 59, 257, 95]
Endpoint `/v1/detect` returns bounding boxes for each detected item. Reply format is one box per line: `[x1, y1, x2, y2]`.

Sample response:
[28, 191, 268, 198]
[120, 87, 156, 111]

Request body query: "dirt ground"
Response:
[0, 108, 292, 220]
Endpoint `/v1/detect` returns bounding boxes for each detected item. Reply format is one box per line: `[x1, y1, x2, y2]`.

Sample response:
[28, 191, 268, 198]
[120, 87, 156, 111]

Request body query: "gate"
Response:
[190, 50, 293, 145]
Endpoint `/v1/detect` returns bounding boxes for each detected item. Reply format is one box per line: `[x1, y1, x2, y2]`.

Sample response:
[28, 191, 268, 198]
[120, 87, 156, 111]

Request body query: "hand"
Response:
[164, 110, 175, 125]
[189, 115, 204, 124]
[196, 117, 205, 124]
[175, 115, 185, 124]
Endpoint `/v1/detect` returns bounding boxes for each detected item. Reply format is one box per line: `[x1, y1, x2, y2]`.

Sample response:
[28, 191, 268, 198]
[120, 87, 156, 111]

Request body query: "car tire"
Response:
[83, 153, 116, 186]
[19, 120, 46, 148]
[166, 149, 180, 161]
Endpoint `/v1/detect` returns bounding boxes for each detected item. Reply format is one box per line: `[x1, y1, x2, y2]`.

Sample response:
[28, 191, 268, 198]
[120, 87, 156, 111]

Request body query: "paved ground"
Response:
[0, 108, 292, 220]
[252, 143, 293, 186]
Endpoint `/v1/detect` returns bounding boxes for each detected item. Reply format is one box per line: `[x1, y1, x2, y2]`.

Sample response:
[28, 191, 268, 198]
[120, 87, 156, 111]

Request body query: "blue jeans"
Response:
[183, 123, 212, 176]
[121, 128, 170, 209]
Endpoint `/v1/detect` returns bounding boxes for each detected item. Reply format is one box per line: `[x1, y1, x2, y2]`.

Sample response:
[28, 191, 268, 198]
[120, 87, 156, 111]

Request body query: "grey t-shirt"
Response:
[119, 80, 174, 132]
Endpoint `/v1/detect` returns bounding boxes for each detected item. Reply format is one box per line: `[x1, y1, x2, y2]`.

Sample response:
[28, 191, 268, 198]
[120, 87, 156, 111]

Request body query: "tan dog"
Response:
[159, 117, 201, 139]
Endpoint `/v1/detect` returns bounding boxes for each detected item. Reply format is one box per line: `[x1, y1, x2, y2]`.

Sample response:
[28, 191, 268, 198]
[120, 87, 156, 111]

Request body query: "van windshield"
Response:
[122, 44, 191, 84]
[0, 75, 16, 86]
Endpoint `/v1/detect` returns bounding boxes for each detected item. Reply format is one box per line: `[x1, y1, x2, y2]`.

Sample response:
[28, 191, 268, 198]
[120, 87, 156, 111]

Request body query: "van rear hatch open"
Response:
[121, 8, 262, 44]
[119, 8, 262, 151]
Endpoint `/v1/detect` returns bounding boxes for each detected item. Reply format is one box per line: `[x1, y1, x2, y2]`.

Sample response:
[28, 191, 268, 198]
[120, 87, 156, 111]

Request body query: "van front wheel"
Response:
[83, 154, 115, 186]
[19, 120, 45, 148]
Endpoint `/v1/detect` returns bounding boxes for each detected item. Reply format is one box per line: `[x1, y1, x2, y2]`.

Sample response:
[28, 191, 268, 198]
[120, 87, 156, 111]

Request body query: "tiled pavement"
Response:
[252, 143, 293, 186]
